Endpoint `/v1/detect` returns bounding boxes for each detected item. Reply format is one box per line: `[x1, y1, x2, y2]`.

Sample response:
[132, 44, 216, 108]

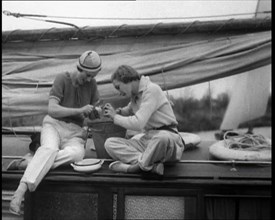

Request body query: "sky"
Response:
[2, 1, 269, 99]
[2, 1, 258, 31]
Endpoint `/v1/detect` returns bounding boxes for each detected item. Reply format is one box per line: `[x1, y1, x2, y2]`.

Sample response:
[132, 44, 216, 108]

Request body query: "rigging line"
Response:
[35, 81, 39, 92]
[3, 10, 46, 18]
[3, 29, 20, 44]
[175, 21, 198, 36]
[38, 27, 57, 41]
[22, 17, 82, 31]
[7, 97, 18, 138]
[138, 22, 163, 38]
[107, 24, 127, 38]
[3, 10, 267, 21]
[17, 17, 86, 38]
[212, 18, 235, 34]
[34, 17, 87, 38]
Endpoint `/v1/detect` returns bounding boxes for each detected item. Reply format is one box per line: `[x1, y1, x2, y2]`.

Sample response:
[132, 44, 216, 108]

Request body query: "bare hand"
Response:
[103, 103, 116, 119]
[80, 105, 94, 117]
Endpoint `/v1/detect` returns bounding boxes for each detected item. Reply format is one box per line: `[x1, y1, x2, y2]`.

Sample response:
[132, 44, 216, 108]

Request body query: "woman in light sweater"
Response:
[104, 65, 185, 175]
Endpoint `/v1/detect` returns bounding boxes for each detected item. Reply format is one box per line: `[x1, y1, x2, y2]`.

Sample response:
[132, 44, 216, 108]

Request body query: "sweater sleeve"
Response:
[114, 84, 161, 131]
[119, 102, 132, 116]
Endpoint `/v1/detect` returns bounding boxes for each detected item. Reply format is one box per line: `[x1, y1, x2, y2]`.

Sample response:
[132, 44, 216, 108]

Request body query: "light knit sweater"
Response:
[114, 76, 178, 132]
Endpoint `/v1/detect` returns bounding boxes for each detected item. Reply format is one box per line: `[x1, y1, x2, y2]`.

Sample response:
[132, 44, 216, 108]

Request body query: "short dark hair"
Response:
[111, 65, 140, 83]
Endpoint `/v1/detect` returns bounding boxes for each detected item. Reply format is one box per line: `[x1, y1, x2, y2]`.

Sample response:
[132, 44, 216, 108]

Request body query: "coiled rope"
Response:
[223, 131, 271, 151]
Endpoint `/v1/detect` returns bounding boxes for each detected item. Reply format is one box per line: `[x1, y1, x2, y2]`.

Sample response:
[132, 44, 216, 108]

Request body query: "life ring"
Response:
[209, 137, 271, 161]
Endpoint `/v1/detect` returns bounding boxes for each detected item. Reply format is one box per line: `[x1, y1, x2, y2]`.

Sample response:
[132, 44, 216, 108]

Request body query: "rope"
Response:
[6, 97, 18, 138]
[35, 81, 40, 91]
[213, 18, 235, 34]
[38, 27, 56, 41]
[223, 131, 271, 151]
[107, 24, 127, 38]
[22, 17, 83, 32]
[175, 21, 198, 36]
[3, 10, 270, 21]
[138, 22, 162, 38]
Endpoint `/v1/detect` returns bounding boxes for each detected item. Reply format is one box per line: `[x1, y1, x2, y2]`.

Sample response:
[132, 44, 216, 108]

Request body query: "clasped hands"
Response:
[103, 103, 117, 119]
[79, 103, 118, 120]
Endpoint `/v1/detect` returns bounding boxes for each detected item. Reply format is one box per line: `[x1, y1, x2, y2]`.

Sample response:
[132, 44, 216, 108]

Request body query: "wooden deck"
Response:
[2, 137, 271, 220]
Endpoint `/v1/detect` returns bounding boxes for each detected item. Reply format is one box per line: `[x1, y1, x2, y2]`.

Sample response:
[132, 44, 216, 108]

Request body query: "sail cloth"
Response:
[220, 65, 271, 130]
[2, 28, 271, 127]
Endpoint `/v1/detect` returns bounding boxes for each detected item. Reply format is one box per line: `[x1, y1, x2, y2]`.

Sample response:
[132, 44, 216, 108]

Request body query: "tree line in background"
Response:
[171, 93, 272, 132]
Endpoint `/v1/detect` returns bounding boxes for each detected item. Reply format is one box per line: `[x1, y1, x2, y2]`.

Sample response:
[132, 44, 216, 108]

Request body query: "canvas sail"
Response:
[2, 20, 271, 128]
[220, 64, 271, 130]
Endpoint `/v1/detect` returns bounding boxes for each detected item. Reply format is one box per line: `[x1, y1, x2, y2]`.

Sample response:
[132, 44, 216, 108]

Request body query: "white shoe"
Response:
[109, 161, 131, 173]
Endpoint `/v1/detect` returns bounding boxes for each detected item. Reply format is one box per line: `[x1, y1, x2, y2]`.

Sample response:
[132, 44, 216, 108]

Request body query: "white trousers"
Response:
[20, 115, 86, 192]
[105, 130, 184, 172]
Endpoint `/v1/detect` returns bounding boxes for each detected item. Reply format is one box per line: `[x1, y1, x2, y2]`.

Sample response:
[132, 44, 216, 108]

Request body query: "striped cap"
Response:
[77, 51, 102, 73]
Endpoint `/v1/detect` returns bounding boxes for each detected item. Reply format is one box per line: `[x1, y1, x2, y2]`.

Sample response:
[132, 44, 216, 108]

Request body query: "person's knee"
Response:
[66, 147, 85, 162]
[36, 146, 58, 154]
[153, 134, 170, 147]
[104, 137, 117, 152]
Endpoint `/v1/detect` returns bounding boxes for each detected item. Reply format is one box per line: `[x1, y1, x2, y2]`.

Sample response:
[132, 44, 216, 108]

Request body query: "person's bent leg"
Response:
[109, 161, 142, 173]
[50, 118, 87, 169]
[138, 131, 183, 175]
[138, 132, 169, 172]
[51, 137, 85, 169]
[20, 147, 58, 191]
[9, 182, 28, 215]
[105, 137, 143, 164]
[9, 122, 60, 215]
[20, 122, 60, 191]
[105, 137, 146, 173]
